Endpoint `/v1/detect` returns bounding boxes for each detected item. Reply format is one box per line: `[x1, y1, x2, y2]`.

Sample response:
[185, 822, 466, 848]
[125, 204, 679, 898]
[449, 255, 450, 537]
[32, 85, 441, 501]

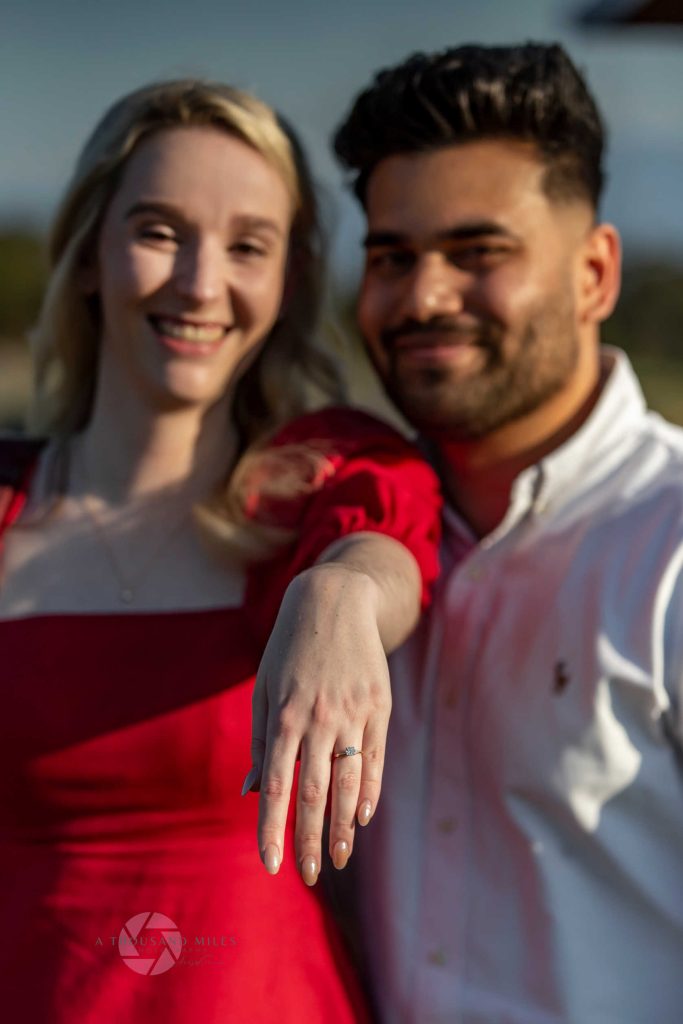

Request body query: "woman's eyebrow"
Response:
[124, 203, 284, 238]
[124, 200, 180, 221]
[232, 215, 285, 238]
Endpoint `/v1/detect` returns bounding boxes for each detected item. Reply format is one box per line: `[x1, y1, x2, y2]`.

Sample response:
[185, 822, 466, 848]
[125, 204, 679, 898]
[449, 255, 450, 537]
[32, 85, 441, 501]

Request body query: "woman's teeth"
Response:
[153, 317, 225, 343]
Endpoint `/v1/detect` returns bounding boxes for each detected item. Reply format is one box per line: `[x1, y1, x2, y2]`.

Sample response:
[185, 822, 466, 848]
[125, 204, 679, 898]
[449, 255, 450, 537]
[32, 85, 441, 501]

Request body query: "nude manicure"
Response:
[332, 841, 350, 870]
[301, 855, 319, 886]
[263, 844, 280, 875]
[357, 800, 373, 826]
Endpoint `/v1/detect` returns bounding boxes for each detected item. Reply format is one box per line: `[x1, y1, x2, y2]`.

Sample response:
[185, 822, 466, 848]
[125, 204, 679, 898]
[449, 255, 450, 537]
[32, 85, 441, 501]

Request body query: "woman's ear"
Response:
[578, 222, 622, 325]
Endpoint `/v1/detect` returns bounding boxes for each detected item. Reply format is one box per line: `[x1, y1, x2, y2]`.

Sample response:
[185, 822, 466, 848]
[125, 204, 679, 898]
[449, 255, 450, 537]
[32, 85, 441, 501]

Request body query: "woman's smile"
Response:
[148, 314, 229, 356]
[92, 126, 292, 413]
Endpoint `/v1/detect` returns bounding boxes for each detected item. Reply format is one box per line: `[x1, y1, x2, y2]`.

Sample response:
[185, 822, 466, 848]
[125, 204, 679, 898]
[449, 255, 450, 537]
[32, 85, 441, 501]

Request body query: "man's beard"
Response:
[372, 302, 580, 441]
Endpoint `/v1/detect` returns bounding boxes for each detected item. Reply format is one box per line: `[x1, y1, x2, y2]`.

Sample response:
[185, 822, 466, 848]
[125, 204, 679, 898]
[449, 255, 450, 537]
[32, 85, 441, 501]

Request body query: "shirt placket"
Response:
[412, 485, 538, 1024]
[409, 552, 490, 1022]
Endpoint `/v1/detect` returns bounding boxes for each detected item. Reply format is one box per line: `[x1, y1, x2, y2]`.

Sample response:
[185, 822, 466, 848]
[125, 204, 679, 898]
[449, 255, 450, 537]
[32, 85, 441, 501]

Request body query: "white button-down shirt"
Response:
[352, 349, 683, 1024]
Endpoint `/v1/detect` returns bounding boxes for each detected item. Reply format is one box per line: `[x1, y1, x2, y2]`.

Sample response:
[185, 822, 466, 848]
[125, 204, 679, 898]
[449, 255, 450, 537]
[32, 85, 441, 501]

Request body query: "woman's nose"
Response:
[174, 241, 223, 305]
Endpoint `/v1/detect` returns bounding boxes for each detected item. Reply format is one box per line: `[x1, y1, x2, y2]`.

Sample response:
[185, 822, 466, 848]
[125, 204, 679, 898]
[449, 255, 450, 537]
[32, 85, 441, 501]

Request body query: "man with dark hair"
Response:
[333, 42, 683, 1023]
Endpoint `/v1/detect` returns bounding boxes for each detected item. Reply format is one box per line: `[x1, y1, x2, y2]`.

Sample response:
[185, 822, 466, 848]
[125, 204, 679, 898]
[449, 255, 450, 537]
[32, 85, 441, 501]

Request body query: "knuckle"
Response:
[335, 769, 360, 794]
[261, 776, 287, 800]
[259, 825, 283, 843]
[296, 831, 322, 848]
[273, 705, 303, 740]
[299, 780, 325, 807]
[310, 699, 337, 731]
[361, 746, 385, 766]
[330, 821, 355, 840]
[368, 682, 392, 711]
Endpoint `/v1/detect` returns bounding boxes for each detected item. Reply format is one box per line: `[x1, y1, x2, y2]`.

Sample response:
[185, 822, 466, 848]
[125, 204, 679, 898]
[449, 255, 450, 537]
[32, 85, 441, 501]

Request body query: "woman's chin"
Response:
[130, 372, 233, 416]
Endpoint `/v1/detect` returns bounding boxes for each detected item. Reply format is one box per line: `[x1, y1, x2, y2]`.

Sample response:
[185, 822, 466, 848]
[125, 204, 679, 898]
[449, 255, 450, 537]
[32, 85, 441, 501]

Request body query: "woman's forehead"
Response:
[109, 126, 294, 228]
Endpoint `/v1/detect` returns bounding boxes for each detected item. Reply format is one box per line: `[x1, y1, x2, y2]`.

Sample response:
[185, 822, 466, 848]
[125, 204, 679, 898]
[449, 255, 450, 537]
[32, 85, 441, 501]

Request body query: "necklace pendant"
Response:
[120, 588, 134, 604]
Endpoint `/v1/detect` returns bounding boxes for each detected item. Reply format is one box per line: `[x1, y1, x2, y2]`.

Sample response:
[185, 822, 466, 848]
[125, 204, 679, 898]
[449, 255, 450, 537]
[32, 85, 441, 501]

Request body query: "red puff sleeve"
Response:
[243, 407, 442, 639]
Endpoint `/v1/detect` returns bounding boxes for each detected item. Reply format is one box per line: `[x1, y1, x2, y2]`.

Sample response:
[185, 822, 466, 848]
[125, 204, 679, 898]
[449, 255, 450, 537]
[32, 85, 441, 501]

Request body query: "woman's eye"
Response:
[138, 225, 178, 245]
[231, 240, 268, 258]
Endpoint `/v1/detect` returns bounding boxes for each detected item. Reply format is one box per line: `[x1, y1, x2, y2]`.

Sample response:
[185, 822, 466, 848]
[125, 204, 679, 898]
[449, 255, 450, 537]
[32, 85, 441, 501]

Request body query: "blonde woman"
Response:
[0, 81, 440, 1021]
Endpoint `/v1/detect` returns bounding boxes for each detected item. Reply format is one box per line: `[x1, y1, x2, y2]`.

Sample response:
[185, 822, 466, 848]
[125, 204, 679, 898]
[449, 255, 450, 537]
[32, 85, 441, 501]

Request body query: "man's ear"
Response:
[578, 222, 621, 325]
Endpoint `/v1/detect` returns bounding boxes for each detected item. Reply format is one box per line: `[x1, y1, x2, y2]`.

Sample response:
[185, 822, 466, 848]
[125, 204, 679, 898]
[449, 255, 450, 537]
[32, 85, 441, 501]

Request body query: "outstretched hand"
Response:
[244, 533, 421, 885]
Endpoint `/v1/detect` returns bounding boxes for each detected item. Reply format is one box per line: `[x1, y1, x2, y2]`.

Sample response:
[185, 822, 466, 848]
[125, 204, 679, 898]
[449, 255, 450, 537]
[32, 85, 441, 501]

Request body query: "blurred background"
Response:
[2, 0, 682, 430]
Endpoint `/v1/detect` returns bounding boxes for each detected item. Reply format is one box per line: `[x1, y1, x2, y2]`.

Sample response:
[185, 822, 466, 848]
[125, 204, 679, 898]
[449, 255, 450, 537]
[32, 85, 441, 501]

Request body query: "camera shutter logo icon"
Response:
[118, 911, 183, 975]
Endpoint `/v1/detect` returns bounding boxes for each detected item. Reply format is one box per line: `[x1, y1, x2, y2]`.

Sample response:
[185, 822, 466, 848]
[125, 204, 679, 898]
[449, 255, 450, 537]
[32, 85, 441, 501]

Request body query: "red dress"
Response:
[0, 410, 441, 1023]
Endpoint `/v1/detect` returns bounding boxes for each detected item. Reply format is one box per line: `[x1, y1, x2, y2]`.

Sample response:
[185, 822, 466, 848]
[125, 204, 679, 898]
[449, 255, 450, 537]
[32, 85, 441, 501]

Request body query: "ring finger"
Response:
[328, 742, 364, 870]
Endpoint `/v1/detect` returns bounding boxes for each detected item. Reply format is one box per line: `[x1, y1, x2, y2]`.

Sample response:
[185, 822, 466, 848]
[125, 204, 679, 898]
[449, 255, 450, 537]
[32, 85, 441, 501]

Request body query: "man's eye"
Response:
[367, 250, 414, 273]
[450, 245, 510, 267]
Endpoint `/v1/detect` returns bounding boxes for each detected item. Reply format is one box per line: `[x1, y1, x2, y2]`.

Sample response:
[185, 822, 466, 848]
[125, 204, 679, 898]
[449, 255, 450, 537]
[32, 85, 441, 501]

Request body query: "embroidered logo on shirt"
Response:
[553, 659, 571, 695]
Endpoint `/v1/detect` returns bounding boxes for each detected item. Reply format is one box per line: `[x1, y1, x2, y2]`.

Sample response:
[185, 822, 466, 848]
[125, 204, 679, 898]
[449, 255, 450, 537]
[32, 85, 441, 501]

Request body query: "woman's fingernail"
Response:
[263, 844, 280, 875]
[332, 841, 350, 870]
[241, 766, 259, 797]
[357, 800, 373, 826]
[301, 855, 319, 887]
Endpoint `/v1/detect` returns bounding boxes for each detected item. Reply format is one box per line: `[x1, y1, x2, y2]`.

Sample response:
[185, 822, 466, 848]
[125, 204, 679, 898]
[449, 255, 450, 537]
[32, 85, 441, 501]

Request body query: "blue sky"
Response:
[2, 0, 682, 280]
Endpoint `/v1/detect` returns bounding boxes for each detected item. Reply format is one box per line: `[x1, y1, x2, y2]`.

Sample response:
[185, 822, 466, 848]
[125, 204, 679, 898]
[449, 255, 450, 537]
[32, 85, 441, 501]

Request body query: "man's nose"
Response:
[174, 241, 223, 305]
[399, 252, 465, 322]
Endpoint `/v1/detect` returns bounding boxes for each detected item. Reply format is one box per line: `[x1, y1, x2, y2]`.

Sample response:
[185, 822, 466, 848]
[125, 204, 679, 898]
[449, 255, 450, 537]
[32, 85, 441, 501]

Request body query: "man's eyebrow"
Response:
[363, 222, 518, 248]
[440, 222, 519, 242]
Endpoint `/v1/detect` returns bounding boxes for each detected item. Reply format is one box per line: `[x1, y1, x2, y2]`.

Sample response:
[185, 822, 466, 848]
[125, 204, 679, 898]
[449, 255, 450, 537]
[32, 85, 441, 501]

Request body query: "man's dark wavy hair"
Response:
[333, 42, 605, 209]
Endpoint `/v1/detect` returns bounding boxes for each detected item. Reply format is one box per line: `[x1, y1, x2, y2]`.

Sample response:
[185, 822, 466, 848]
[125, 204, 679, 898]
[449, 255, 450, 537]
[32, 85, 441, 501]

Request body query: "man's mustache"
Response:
[380, 318, 492, 349]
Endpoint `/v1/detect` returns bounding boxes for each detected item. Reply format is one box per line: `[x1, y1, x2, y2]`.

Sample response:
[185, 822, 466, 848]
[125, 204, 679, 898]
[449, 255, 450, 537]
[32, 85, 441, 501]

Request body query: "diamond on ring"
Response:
[334, 745, 363, 759]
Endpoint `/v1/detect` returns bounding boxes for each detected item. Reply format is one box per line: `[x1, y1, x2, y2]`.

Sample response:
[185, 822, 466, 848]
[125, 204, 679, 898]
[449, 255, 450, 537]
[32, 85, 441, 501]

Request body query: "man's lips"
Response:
[381, 321, 485, 352]
[393, 332, 478, 350]
[379, 323, 490, 370]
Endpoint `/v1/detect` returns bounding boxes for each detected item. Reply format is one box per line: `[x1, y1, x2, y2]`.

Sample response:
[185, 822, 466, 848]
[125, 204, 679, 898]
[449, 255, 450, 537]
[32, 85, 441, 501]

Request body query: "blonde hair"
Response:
[28, 80, 345, 557]
[29, 79, 343, 442]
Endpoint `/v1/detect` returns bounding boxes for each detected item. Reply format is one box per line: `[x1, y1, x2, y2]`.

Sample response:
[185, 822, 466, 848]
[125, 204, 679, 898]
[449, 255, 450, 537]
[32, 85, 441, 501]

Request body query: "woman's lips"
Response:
[149, 315, 228, 356]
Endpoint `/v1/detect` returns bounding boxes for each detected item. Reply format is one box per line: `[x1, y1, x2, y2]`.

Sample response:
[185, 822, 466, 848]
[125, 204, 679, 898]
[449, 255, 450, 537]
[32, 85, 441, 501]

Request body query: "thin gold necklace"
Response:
[76, 452, 192, 606]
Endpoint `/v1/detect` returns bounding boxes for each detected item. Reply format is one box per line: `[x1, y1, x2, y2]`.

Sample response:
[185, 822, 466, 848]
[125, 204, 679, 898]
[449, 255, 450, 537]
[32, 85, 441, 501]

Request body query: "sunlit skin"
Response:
[358, 140, 621, 535]
[82, 127, 293, 500]
[93, 126, 291, 413]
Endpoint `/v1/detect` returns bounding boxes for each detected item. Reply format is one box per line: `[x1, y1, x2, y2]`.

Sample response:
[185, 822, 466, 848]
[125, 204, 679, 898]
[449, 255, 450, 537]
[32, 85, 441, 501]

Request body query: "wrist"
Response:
[288, 561, 380, 616]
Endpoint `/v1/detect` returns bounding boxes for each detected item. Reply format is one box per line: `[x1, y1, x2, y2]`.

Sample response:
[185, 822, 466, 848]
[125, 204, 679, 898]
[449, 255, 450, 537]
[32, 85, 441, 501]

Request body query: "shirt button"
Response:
[427, 948, 448, 966]
[437, 816, 457, 835]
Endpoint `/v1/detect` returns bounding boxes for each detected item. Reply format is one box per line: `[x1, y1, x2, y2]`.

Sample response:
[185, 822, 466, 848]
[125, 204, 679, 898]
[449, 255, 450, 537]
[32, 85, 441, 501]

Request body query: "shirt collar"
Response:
[441, 347, 648, 545]
[530, 346, 646, 514]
